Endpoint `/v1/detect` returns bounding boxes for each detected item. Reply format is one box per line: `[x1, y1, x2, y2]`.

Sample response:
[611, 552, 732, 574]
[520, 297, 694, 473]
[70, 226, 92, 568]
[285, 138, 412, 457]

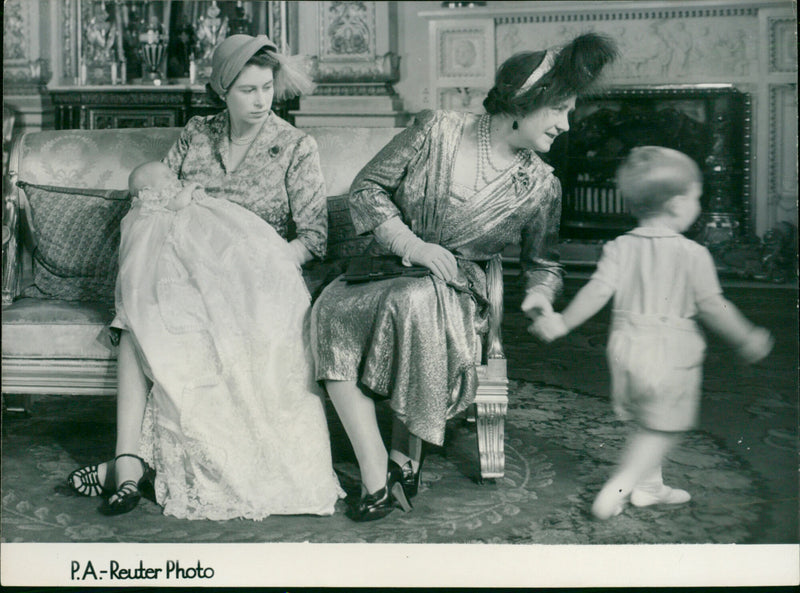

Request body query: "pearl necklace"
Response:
[230, 129, 260, 145]
[475, 114, 525, 190]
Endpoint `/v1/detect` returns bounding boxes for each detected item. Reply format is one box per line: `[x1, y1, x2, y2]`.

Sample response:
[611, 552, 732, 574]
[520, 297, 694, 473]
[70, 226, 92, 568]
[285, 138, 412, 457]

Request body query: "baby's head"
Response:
[616, 146, 703, 224]
[128, 161, 179, 197]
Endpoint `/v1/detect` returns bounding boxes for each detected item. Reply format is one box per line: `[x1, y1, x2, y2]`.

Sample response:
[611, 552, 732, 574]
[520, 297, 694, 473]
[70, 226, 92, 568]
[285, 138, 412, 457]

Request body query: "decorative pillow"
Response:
[17, 181, 131, 303]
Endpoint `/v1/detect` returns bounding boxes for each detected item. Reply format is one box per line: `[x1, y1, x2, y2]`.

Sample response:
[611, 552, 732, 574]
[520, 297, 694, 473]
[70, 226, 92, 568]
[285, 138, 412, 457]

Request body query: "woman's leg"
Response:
[108, 330, 150, 501]
[592, 428, 681, 519]
[325, 380, 388, 494]
[67, 330, 150, 496]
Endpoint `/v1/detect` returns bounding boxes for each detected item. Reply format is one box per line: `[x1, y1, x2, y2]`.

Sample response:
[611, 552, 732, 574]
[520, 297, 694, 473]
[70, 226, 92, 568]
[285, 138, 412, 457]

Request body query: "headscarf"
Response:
[208, 34, 278, 97]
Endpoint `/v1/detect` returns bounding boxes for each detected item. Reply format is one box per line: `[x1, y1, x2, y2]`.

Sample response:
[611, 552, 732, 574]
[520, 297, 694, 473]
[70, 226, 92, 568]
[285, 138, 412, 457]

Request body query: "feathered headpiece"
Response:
[514, 32, 618, 100]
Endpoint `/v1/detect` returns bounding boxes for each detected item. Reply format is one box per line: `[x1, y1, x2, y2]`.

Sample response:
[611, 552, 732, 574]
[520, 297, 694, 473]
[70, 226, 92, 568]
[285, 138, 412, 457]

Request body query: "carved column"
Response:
[293, 1, 409, 127]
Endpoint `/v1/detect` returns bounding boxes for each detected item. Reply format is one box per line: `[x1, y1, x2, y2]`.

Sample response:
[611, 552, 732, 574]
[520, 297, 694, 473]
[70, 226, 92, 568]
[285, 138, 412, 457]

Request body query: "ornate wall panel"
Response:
[429, 18, 494, 112]
[3, 0, 40, 86]
[319, 1, 376, 62]
[768, 16, 798, 73]
[496, 12, 760, 83]
[769, 84, 798, 221]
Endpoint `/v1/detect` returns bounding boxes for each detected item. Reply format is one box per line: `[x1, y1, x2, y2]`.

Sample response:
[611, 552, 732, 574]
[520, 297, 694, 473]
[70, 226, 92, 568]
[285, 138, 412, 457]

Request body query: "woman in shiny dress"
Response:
[312, 33, 618, 521]
[67, 35, 343, 520]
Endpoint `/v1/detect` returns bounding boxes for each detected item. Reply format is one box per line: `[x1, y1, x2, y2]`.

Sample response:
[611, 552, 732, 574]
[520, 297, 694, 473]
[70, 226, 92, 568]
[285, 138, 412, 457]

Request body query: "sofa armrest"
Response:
[484, 255, 505, 361]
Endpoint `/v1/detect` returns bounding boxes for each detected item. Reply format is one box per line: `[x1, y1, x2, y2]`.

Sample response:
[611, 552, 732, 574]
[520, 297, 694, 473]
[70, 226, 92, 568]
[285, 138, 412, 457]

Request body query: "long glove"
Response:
[374, 216, 458, 282]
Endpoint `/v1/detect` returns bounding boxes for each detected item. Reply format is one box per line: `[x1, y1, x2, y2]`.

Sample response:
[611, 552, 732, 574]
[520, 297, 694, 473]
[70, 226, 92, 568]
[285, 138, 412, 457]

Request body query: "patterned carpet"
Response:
[0, 382, 765, 544]
[1, 280, 796, 545]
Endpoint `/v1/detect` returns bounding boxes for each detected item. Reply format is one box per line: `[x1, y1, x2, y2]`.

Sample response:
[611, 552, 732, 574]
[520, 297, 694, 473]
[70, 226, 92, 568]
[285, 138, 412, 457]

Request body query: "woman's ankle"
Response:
[113, 454, 144, 484]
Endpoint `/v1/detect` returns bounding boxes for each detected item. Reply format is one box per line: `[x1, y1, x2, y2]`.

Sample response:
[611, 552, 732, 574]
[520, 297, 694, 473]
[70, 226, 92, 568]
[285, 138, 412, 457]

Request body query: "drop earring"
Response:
[512, 120, 519, 130]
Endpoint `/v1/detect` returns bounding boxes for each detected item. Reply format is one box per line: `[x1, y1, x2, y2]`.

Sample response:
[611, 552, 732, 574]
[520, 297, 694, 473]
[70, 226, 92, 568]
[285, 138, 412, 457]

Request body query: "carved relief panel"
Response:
[429, 18, 494, 113]
[496, 9, 760, 84]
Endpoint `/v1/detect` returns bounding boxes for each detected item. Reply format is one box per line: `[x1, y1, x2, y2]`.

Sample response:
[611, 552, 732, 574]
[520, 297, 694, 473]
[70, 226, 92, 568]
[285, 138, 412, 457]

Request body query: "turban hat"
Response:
[208, 34, 278, 97]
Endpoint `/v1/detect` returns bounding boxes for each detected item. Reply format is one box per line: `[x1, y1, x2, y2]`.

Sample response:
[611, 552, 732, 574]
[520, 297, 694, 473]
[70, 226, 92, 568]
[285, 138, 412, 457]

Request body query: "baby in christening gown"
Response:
[115, 161, 343, 521]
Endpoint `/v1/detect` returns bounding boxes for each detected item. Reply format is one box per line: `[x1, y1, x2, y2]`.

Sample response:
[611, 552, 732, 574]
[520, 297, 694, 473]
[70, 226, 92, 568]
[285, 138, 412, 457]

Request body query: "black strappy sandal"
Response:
[67, 462, 112, 497]
[98, 454, 153, 516]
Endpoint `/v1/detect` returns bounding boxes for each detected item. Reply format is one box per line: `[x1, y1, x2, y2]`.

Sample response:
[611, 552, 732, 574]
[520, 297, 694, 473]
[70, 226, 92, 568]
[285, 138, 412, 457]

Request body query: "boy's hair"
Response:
[616, 146, 703, 218]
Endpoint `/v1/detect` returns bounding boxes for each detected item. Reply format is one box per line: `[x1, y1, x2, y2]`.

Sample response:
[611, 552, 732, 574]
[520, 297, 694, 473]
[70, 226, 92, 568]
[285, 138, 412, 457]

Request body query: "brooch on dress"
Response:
[512, 165, 531, 194]
[269, 146, 281, 157]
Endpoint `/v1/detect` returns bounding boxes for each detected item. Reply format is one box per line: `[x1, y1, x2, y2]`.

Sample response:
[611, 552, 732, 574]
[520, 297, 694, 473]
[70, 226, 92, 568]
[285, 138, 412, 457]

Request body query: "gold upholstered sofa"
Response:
[1, 126, 509, 480]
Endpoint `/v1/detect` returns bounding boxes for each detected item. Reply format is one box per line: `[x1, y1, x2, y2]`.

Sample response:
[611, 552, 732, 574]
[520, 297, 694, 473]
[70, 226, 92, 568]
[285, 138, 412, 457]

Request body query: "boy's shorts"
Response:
[607, 311, 706, 432]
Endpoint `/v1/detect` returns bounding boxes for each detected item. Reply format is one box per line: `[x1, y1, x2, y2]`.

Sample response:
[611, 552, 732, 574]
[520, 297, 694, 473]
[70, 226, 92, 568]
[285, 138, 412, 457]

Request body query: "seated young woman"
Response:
[67, 34, 344, 520]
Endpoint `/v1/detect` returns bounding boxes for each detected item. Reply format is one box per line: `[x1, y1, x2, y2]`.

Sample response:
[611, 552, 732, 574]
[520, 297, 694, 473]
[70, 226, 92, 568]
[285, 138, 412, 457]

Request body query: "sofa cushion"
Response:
[2, 298, 116, 359]
[17, 181, 130, 303]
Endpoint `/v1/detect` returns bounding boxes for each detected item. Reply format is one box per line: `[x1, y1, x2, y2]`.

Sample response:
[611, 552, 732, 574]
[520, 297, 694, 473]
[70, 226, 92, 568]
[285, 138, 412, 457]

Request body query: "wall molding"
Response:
[768, 83, 798, 212]
[420, 1, 788, 22]
[768, 16, 798, 72]
[494, 6, 760, 24]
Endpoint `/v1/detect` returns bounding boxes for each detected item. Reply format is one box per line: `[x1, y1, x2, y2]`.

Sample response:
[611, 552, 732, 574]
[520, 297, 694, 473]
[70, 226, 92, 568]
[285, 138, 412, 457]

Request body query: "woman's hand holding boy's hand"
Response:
[521, 290, 554, 320]
[408, 242, 458, 282]
[528, 312, 568, 343]
[737, 326, 774, 364]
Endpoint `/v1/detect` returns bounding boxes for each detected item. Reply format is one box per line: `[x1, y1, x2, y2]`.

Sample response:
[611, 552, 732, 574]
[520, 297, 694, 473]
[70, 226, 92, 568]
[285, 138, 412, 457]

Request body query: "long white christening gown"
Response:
[113, 188, 343, 520]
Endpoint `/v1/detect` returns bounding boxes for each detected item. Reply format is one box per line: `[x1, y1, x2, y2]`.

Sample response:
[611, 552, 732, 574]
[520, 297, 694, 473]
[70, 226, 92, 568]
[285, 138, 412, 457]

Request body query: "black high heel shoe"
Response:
[399, 448, 426, 499]
[98, 454, 153, 516]
[346, 461, 412, 522]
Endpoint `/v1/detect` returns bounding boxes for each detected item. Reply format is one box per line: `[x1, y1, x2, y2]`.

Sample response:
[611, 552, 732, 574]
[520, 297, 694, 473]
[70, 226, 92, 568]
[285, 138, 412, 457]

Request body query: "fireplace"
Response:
[547, 85, 751, 247]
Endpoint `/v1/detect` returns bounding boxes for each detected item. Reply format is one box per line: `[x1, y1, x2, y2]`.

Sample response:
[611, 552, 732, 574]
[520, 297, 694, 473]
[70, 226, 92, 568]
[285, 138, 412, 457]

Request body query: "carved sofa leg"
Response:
[474, 357, 509, 481]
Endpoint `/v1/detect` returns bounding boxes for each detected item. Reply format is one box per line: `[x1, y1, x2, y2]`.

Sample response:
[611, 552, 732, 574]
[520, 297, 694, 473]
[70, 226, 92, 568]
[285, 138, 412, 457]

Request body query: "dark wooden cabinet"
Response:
[48, 86, 296, 130]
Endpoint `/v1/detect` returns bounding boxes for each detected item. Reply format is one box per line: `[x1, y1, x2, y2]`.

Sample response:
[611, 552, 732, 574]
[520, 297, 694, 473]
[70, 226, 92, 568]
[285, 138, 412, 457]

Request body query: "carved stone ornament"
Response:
[319, 1, 376, 62]
[308, 52, 399, 83]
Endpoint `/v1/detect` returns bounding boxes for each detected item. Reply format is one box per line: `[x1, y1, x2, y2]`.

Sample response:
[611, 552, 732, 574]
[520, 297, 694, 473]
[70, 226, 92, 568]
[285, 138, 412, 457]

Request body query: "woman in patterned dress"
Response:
[312, 33, 618, 521]
[67, 34, 343, 520]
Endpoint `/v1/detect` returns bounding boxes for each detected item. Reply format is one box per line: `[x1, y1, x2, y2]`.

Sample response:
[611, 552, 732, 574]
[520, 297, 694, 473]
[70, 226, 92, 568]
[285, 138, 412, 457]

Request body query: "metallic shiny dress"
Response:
[312, 110, 563, 446]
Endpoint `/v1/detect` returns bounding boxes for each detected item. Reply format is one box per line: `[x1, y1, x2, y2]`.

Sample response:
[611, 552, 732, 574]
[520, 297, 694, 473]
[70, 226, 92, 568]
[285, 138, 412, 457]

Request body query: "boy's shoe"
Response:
[630, 485, 691, 507]
[591, 485, 629, 520]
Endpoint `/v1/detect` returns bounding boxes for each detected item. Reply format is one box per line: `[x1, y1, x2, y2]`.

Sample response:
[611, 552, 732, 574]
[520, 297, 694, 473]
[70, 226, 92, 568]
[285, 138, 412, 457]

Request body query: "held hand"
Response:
[521, 290, 554, 320]
[737, 327, 774, 364]
[408, 242, 458, 282]
[528, 312, 568, 343]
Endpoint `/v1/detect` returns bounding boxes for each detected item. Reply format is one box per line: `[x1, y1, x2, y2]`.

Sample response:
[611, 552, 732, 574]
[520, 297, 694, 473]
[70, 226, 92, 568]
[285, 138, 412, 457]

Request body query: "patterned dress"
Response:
[311, 110, 563, 445]
[113, 111, 343, 520]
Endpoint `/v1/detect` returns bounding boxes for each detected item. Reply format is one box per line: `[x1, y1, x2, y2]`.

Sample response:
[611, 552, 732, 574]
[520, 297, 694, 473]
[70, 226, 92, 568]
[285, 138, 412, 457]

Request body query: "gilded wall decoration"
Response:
[3, 0, 28, 61]
[319, 1, 375, 62]
[2, 0, 50, 89]
[496, 15, 758, 82]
